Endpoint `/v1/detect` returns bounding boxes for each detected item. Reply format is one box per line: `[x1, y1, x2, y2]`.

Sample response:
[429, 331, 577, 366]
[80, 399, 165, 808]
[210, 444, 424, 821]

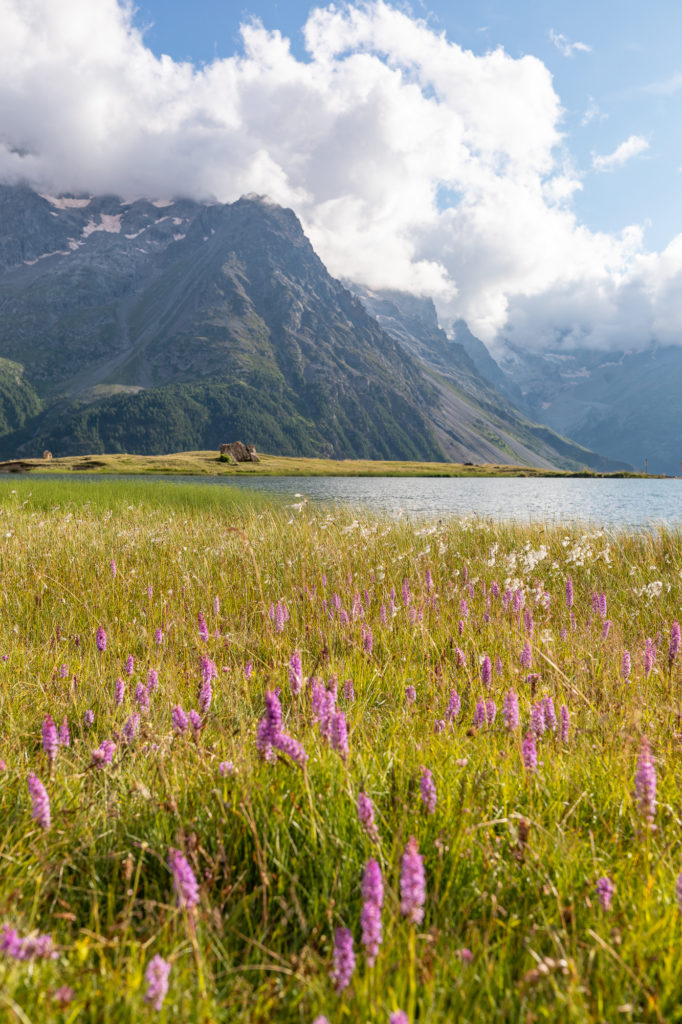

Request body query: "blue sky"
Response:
[3, 0, 682, 351]
[133, 0, 682, 251]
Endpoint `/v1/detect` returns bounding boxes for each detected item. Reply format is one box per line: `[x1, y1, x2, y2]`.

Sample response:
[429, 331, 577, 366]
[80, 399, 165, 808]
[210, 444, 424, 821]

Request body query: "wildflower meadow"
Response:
[2, 477, 682, 1022]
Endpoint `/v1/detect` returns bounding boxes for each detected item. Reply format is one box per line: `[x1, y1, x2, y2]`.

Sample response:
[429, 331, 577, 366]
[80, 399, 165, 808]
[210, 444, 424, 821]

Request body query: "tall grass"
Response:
[0, 478, 681, 1022]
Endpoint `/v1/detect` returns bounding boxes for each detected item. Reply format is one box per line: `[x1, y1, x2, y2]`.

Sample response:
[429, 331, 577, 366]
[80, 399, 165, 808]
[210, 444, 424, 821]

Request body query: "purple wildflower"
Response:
[524, 608, 534, 635]
[125, 655, 134, 676]
[446, 689, 461, 721]
[147, 669, 159, 692]
[520, 641, 532, 669]
[331, 927, 355, 992]
[144, 954, 170, 1011]
[264, 690, 282, 737]
[599, 592, 608, 618]
[530, 701, 546, 736]
[596, 876, 615, 911]
[485, 699, 497, 725]
[357, 791, 379, 842]
[42, 714, 58, 764]
[400, 836, 425, 924]
[110, 559, 117, 577]
[91, 739, 116, 767]
[390, 1014, 409, 1024]
[361, 858, 383, 965]
[114, 677, 125, 706]
[213, 595, 220, 616]
[473, 700, 485, 728]
[218, 760, 235, 776]
[84, 709, 94, 728]
[168, 847, 200, 909]
[565, 576, 574, 609]
[434, 718, 446, 733]
[330, 711, 349, 760]
[289, 650, 303, 695]
[59, 663, 68, 678]
[275, 602, 286, 634]
[622, 651, 631, 681]
[154, 628, 163, 645]
[198, 611, 209, 642]
[58, 716, 70, 747]
[188, 710, 202, 732]
[635, 736, 656, 824]
[135, 683, 150, 712]
[502, 690, 520, 731]
[644, 638, 655, 677]
[480, 655, 492, 688]
[198, 677, 212, 716]
[272, 731, 308, 766]
[542, 696, 557, 731]
[559, 704, 570, 742]
[522, 732, 537, 773]
[344, 678, 355, 702]
[669, 621, 681, 668]
[602, 620, 611, 641]
[0, 925, 56, 961]
[405, 685, 416, 704]
[362, 624, 374, 654]
[172, 706, 189, 734]
[456, 948, 474, 963]
[27, 773, 50, 828]
[122, 713, 140, 743]
[420, 768, 437, 814]
[676, 871, 682, 911]
[95, 627, 107, 652]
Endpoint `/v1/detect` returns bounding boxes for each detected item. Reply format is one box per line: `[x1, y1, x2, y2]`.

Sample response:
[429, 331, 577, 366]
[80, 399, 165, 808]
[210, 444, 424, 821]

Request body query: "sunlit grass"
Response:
[0, 478, 681, 1021]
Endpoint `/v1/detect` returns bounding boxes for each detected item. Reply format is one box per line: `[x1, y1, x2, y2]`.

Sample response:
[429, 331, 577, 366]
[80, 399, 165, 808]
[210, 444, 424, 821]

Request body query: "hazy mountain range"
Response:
[0, 184, 634, 471]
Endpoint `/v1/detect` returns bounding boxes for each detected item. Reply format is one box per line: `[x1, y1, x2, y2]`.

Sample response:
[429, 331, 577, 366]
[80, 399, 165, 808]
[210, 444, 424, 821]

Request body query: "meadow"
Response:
[1, 476, 681, 1022]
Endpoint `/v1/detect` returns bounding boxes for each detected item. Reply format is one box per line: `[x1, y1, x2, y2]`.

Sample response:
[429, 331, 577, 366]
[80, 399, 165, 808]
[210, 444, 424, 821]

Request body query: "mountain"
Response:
[495, 342, 682, 476]
[352, 286, 630, 472]
[0, 183, 626, 469]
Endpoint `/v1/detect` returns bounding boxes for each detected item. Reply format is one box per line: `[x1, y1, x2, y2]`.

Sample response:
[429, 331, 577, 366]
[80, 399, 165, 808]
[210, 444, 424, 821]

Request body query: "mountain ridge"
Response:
[0, 184, 628, 470]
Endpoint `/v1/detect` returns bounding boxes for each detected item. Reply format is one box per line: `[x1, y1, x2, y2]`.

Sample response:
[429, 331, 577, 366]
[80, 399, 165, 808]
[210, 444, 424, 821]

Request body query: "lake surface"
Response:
[214, 475, 681, 527]
[28, 472, 679, 528]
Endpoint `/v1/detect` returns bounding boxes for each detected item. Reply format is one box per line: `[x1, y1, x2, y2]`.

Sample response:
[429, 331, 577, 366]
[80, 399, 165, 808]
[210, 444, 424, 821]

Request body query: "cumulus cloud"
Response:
[0, 0, 681, 353]
[592, 135, 649, 172]
[549, 30, 591, 58]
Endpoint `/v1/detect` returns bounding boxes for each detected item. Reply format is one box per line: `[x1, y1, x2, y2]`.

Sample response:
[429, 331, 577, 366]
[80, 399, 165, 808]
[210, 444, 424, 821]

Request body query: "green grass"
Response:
[0, 477, 681, 1021]
[0, 449, 652, 478]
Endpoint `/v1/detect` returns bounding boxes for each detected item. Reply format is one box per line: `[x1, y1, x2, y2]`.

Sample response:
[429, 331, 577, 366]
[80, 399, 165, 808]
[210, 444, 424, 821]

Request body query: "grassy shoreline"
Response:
[0, 449, 655, 478]
[2, 480, 682, 1021]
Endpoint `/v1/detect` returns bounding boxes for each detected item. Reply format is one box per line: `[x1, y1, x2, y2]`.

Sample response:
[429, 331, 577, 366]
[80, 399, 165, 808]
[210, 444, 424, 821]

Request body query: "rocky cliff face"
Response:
[0, 184, 627, 468]
[495, 342, 682, 476]
[353, 286, 630, 472]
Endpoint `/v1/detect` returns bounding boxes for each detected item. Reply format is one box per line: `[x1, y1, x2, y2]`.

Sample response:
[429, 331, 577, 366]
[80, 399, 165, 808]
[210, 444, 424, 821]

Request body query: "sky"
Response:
[3, 0, 682, 353]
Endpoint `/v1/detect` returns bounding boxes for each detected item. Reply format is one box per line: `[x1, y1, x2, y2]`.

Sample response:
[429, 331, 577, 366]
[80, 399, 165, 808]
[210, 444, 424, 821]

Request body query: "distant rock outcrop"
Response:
[220, 442, 259, 463]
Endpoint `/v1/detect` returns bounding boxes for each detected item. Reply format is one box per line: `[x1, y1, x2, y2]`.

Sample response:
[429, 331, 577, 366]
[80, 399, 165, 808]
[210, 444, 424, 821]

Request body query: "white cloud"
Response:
[0, 0, 680, 354]
[549, 29, 591, 58]
[581, 96, 605, 127]
[641, 72, 682, 96]
[592, 135, 649, 172]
